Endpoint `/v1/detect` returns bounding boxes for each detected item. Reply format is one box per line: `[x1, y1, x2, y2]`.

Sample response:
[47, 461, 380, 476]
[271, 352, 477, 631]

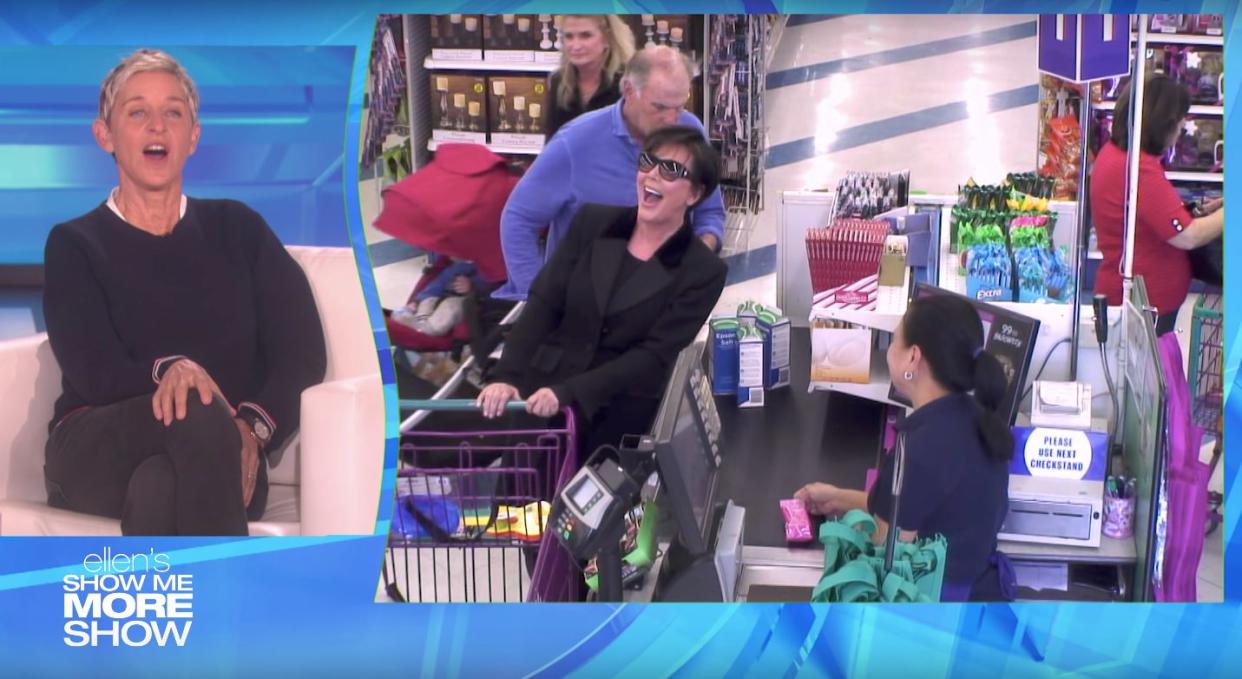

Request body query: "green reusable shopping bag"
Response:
[810, 509, 947, 603]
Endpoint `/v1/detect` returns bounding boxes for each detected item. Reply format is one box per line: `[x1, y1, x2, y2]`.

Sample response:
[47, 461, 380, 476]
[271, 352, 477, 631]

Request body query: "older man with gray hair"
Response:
[493, 45, 725, 301]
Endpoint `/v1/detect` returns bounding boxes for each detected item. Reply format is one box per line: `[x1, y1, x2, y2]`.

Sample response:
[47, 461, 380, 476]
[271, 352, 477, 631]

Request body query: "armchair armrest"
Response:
[297, 373, 385, 536]
[0, 333, 60, 504]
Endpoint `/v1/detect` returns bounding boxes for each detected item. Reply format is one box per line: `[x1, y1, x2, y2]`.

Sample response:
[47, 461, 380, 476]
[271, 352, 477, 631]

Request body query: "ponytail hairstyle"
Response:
[900, 295, 1015, 461]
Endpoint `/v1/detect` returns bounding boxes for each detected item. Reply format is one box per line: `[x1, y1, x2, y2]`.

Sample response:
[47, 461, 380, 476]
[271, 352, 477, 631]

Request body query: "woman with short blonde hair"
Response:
[42, 48, 326, 536]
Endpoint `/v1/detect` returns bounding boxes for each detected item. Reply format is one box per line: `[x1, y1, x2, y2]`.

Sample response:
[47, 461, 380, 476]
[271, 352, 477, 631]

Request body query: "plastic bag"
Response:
[810, 509, 948, 603]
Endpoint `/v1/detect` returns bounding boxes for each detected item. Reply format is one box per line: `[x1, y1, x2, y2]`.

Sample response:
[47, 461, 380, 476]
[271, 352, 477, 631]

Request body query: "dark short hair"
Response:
[642, 125, 720, 206]
[1111, 75, 1191, 156]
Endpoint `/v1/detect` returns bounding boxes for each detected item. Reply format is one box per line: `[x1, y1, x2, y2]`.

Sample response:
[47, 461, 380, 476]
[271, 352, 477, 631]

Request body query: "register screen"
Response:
[668, 386, 712, 533]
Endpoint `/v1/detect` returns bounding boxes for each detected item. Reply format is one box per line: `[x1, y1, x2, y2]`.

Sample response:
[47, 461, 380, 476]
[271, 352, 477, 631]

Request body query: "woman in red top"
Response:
[1090, 75, 1223, 335]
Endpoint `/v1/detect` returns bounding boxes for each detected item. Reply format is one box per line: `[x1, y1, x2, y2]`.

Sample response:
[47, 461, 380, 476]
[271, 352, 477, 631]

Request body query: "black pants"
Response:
[44, 394, 267, 536]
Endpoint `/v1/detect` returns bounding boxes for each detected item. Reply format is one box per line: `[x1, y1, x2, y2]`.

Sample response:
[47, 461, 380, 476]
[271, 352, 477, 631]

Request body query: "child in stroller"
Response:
[390, 255, 487, 337]
[374, 143, 519, 367]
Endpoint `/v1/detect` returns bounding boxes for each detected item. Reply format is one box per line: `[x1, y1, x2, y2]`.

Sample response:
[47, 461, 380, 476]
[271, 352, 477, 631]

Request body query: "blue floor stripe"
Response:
[369, 238, 425, 268]
[723, 244, 777, 285]
[766, 83, 1040, 169]
[767, 21, 1036, 90]
[785, 15, 845, 28]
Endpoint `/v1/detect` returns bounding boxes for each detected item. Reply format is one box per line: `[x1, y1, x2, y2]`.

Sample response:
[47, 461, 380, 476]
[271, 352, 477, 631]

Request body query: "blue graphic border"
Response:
[0, 1, 1237, 675]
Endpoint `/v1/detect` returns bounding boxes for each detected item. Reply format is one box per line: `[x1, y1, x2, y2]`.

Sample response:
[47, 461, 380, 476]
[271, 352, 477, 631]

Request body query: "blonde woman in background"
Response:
[546, 15, 635, 138]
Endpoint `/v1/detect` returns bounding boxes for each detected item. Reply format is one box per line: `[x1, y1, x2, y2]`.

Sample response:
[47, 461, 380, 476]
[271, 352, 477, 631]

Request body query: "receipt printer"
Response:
[1030, 381, 1092, 431]
[999, 427, 1107, 547]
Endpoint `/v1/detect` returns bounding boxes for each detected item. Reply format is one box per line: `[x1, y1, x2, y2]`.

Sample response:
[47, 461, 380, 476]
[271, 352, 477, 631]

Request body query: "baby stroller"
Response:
[374, 143, 519, 363]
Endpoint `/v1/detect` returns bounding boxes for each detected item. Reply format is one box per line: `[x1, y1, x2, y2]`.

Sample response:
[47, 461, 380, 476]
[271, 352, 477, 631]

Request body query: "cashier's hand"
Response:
[795, 482, 846, 516]
[700, 233, 720, 252]
[1201, 197, 1223, 215]
[525, 387, 560, 418]
[477, 382, 519, 419]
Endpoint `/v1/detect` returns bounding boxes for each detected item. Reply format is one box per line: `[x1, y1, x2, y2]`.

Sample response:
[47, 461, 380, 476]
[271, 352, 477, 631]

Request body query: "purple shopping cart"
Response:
[1187, 294, 1223, 536]
[383, 399, 580, 603]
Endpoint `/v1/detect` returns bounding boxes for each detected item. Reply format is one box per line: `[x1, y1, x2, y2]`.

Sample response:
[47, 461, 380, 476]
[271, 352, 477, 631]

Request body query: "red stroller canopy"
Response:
[374, 143, 516, 283]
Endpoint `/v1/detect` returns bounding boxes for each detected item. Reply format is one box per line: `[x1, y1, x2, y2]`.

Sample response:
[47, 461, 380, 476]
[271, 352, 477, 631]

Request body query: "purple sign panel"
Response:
[1038, 14, 1131, 83]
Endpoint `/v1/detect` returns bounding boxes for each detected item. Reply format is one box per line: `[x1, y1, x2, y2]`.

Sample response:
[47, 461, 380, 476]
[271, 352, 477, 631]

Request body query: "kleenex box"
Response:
[736, 325, 765, 407]
[737, 301, 759, 328]
[708, 317, 739, 396]
[757, 306, 791, 389]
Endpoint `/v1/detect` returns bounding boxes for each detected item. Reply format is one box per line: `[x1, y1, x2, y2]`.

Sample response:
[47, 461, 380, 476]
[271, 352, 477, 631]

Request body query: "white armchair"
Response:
[0, 246, 384, 537]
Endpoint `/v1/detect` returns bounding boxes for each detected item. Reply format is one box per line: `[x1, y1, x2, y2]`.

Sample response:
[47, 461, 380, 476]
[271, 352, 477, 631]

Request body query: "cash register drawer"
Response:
[1001, 499, 1093, 540]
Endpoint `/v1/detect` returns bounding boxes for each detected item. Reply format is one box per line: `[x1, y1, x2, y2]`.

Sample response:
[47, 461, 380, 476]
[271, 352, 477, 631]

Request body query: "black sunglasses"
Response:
[638, 152, 691, 182]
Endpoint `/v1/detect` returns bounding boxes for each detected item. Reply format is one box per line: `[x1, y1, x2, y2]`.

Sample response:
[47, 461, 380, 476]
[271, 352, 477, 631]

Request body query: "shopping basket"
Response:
[383, 399, 579, 603]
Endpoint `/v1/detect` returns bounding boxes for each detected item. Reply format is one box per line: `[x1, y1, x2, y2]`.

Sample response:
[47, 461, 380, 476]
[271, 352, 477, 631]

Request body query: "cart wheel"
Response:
[1205, 491, 1224, 538]
[385, 582, 407, 603]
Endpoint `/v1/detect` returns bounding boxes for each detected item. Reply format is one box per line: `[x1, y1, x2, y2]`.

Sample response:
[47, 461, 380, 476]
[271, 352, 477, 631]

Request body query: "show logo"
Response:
[62, 548, 192, 648]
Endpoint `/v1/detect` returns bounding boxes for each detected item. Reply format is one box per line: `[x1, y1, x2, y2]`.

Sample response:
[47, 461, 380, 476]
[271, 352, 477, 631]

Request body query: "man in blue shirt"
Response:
[494, 45, 726, 301]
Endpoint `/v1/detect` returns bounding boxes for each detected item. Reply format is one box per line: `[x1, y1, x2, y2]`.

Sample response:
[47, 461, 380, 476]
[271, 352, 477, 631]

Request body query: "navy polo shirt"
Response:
[868, 392, 1010, 593]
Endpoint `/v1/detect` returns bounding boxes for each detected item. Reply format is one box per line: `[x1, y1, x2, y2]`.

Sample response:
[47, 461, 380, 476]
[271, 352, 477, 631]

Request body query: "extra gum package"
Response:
[780, 498, 814, 543]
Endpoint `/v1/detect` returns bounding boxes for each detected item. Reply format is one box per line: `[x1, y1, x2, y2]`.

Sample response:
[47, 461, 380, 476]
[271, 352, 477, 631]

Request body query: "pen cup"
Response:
[1102, 493, 1135, 539]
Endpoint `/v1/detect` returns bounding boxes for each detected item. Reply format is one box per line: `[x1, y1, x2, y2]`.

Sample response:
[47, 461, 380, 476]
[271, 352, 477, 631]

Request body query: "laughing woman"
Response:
[477, 124, 726, 457]
[41, 49, 326, 535]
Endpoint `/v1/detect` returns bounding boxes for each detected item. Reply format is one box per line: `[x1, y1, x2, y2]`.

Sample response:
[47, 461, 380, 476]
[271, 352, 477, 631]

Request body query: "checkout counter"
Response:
[593, 331, 1135, 603]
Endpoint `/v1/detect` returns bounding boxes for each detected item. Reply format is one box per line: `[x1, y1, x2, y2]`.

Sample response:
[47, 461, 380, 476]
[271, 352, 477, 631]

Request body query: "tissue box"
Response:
[431, 15, 484, 61]
[736, 325, 765, 407]
[737, 301, 758, 328]
[809, 323, 872, 385]
[708, 317, 739, 396]
[429, 74, 488, 144]
[757, 307, 791, 390]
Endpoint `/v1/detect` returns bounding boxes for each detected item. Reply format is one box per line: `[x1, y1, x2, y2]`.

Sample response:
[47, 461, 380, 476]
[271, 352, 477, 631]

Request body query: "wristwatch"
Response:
[238, 408, 273, 449]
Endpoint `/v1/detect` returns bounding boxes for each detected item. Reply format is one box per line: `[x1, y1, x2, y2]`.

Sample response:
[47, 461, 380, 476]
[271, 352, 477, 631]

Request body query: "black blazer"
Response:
[546, 70, 623, 139]
[491, 203, 727, 420]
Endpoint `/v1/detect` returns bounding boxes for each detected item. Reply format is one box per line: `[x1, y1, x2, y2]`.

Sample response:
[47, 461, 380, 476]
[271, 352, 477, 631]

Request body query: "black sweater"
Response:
[545, 70, 624, 139]
[42, 198, 326, 450]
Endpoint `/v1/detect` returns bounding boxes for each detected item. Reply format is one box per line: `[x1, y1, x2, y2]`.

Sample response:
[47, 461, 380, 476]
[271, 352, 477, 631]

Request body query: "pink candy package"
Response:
[780, 498, 814, 543]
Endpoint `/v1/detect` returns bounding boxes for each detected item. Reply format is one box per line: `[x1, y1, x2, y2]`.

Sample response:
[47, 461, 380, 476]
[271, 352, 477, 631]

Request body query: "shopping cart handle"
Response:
[398, 398, 528, 412]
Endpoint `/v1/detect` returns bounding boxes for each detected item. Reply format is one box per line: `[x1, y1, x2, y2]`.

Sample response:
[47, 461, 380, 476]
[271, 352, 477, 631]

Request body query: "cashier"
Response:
[796, 294, 1015, 601]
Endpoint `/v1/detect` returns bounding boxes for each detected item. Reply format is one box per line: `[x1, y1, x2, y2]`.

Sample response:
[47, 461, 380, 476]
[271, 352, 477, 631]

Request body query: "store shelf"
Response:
[424, 57, 558, 73]
[1140, 32, 1224, 47]
[1166, 171, 1223, 183]
[427, 139, 541, 155]
[1093, 101, 1222, 116]
[808, 351, 905, 408]
[809, 306, 902, 334]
